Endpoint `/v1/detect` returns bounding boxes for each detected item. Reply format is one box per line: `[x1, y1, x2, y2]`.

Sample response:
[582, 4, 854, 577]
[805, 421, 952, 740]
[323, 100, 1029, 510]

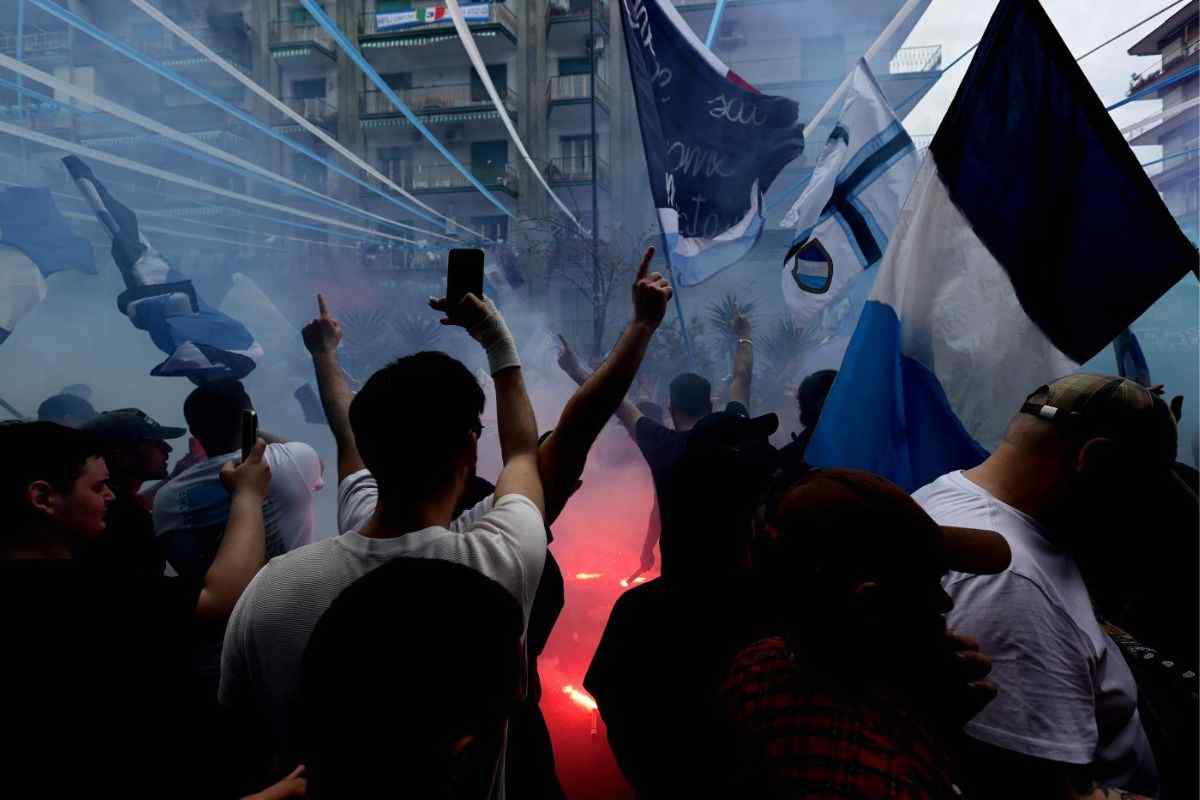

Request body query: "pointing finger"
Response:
[635, 246, 654, 283]
[317, 293, 330, 320]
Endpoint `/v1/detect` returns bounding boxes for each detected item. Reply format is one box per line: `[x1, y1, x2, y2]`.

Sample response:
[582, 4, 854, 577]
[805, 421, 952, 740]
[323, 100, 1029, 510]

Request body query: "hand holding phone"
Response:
[241, 409, 258, 461]
[446, 248, 485, 308]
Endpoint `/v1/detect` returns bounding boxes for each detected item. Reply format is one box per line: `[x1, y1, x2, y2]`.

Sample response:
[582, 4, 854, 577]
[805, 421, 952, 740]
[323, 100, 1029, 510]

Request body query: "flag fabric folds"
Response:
[780, 59, 918, 332]
[0, 187, 96, 278]
[62, 156, 263, 381]
[619, 0, 803, 286]
[0, 246, 48, 346]
[807, 0, 1197, 491]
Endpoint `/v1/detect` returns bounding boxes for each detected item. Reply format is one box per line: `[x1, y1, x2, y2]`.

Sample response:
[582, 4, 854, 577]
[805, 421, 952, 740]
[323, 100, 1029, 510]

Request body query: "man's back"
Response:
[154, 441, 323, 578]
[914, 470, 1157, 794]
[220, 483, 547, 754]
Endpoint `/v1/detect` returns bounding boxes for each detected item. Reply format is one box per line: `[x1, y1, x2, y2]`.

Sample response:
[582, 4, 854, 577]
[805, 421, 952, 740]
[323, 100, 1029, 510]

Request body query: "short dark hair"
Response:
[348, 352, 485, 502]
[299, 557, 523, 797]
[36, 393, 97, 426]
[183, 379, 251, 449]
[669, 373, 712, 419]
[798, 370, 837, 429]
[0, 422, 103, 528]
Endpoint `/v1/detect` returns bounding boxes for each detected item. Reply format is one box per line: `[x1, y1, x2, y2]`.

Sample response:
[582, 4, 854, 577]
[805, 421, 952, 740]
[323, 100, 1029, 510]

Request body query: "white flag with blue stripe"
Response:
[806, 0, 1196, 491]
[781, 59, 918, 332]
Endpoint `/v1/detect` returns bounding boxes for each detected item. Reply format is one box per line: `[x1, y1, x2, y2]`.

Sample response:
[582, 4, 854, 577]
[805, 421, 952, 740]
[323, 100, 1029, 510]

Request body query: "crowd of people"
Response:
[2, 246, 1196, 799]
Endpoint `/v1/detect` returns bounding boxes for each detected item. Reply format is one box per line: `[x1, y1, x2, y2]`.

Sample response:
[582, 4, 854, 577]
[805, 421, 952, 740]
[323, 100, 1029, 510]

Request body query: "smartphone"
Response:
[446, 248, 485, 307]
[241, 409, 258, 461]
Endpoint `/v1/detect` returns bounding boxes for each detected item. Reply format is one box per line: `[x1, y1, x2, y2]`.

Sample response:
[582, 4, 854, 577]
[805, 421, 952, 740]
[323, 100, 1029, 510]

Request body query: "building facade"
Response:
[1, 0, 939, 341]
[1126, 4, 1199, 246]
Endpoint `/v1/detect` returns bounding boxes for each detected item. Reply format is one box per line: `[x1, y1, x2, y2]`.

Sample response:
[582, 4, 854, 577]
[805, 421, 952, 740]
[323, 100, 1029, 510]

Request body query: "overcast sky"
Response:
[897, 0, 1187, 160]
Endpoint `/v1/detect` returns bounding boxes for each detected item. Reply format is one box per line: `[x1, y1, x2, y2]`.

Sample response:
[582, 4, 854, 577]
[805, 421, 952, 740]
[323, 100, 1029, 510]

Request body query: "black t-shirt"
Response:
[79, 486, 166, 577]
[634, 402, 748, 578]
[584, 574, 768, 798]
[0, 560, 207, 797]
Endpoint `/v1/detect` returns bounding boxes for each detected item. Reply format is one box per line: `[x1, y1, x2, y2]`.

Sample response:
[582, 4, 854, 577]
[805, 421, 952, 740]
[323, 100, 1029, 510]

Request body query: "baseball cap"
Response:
[767, 469, 1011, 585]
[83, 408, 186, 443]
[1021, 374, 1178, 469]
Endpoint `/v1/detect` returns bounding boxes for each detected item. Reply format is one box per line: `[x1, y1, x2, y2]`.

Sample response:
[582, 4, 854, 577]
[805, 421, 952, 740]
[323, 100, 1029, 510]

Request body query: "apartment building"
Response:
[1126, 4, 1199, 246]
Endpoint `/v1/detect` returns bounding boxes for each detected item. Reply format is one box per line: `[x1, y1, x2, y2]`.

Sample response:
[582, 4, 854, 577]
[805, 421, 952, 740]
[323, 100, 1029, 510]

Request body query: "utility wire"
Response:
[1074, 0, 1189, 61]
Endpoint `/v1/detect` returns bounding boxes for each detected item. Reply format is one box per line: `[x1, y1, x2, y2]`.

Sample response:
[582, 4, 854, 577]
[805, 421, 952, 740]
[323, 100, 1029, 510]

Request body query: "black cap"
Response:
[83, 408, 186, 443]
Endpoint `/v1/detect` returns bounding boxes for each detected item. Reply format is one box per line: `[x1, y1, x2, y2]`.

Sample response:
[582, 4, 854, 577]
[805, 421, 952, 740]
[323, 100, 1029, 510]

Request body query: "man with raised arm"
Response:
[222, 290, 547, 799]
[558, 302, 753, 579]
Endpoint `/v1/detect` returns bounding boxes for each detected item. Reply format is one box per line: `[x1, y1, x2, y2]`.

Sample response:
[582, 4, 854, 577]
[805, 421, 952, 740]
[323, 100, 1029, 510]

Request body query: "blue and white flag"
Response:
[62, 157, 263, 381]
[780, 59, 918, 332]
[807, 0, 1197, 491]
[620, 0, 804, 286]
[1112, 329, 1151, 387]
[0, 187, 95, 345]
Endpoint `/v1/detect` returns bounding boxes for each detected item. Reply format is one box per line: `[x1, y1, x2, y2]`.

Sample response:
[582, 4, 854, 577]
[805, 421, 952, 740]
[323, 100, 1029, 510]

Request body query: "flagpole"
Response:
[804, 0, 925, 135]
[658, 235, 696, 370]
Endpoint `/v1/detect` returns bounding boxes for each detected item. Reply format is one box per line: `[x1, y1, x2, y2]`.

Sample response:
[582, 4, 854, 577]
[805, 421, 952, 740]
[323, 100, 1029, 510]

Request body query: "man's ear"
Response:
[1076, 437, 1118, 478]
[26, 480, 59, 518]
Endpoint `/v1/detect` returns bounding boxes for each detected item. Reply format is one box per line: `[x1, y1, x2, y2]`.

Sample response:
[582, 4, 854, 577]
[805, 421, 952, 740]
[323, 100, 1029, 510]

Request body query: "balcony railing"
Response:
[137, 23, 252, 69]
[369, 161, 518, 193]
[361, 84, 518, 115]
[359, 3, 517, 36]
[888, 45, 941, 74]
[280, 97, 338, 125]
[548, 0, 608, 21]
[1129, 40, 1199, 94]
[546, 156, 610, 187]
[0, 29, 68, 58]
[547, 74, 610, 107]
[269, 18, 335, 51]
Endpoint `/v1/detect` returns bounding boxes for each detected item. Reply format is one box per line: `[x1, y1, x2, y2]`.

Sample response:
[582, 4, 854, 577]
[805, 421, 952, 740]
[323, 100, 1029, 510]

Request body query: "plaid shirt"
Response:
[721, 637, 963, 799]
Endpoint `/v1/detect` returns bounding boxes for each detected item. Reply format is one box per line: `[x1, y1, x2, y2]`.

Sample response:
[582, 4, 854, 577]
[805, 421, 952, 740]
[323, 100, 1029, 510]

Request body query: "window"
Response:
[471, 141, 509, 183]
[382, 72, 412, 90]
[379, 147, 413, 186]
[558, 57, 591, 76]
[471, 64, 508, 102]
[560, 135, 592, 175]
[292, 78, 326, 99]
[473, 216, 509, 241]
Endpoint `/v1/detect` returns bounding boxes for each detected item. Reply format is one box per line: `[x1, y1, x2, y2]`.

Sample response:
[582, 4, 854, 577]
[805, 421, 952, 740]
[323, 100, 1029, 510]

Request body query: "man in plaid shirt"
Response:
[721, 469, 1010, 798]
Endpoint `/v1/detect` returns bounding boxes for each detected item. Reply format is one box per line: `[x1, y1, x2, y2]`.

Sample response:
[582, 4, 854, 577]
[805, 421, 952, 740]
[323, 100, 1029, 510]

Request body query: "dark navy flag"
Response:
[62, 156, 262, 381]
[620, 0, 803, 286]
[807, 0, 1196, 492]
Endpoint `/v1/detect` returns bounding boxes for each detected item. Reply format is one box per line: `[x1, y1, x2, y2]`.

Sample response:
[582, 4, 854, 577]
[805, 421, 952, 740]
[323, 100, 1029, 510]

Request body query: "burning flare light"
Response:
[561, 684, 598, 712]
[575, 572, 604, 581]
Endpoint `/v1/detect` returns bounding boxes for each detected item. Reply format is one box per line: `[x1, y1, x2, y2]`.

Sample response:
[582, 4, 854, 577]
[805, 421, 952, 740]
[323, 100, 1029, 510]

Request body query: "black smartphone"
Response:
[241, 409, 258, 461]
[446, 248, 485, 308]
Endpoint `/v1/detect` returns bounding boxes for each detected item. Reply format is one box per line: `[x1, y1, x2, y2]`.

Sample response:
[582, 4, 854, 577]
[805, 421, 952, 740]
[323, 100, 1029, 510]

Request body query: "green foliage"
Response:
[705, 293, 758, 341]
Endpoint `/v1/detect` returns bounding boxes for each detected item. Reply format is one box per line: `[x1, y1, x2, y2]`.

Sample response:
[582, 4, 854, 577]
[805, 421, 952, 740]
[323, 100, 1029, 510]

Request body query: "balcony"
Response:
[269, 17, 336, 67]
[888, 45, 941, 75]
[547, 74, 610, 111]
[0, 28, 68, 61]
[358, 3, 517, 45]
[1129, 39, 1200, 95]
[546, 155, 610, 188]
[364, 161, 519, 196]
[134, 22, 253, 73]
[276, 97, 338, 130]
[361, 84, 518, 118]
[547, 0, 608, 26]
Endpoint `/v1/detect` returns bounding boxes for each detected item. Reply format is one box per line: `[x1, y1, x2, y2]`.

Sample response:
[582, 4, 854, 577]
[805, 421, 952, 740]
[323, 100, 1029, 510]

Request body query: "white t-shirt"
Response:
[220, 470, 547, 800]
[913, 471, 1157, 794]
[153, 442, 324, 575]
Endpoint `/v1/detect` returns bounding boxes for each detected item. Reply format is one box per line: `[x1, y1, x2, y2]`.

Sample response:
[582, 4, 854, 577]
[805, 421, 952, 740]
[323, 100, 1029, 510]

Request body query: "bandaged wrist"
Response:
[469, 305, 520, 375]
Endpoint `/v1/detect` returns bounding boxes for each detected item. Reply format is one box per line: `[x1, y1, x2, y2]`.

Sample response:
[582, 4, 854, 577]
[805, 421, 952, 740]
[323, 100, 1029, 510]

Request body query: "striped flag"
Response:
[807, 0, 1196, 491]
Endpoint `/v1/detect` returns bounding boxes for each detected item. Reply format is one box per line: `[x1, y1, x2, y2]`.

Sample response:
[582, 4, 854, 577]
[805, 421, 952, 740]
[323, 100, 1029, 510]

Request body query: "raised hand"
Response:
[301, 294, 342, 356]
[429, 292, 491, 331]
[556, 334, 589, 384]
[732, 306, 752, 340]
[630, 246, 672, 329]
[220, 438, 271, 499]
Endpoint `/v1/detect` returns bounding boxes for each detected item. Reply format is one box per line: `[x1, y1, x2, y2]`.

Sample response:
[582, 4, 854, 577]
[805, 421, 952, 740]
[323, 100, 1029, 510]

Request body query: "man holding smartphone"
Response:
[153, 380, 325, 582]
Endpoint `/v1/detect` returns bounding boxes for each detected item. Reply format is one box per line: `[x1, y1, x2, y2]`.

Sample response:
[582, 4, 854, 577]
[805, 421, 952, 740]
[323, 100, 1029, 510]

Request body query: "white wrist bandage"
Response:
[469, 302, 520, 375]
